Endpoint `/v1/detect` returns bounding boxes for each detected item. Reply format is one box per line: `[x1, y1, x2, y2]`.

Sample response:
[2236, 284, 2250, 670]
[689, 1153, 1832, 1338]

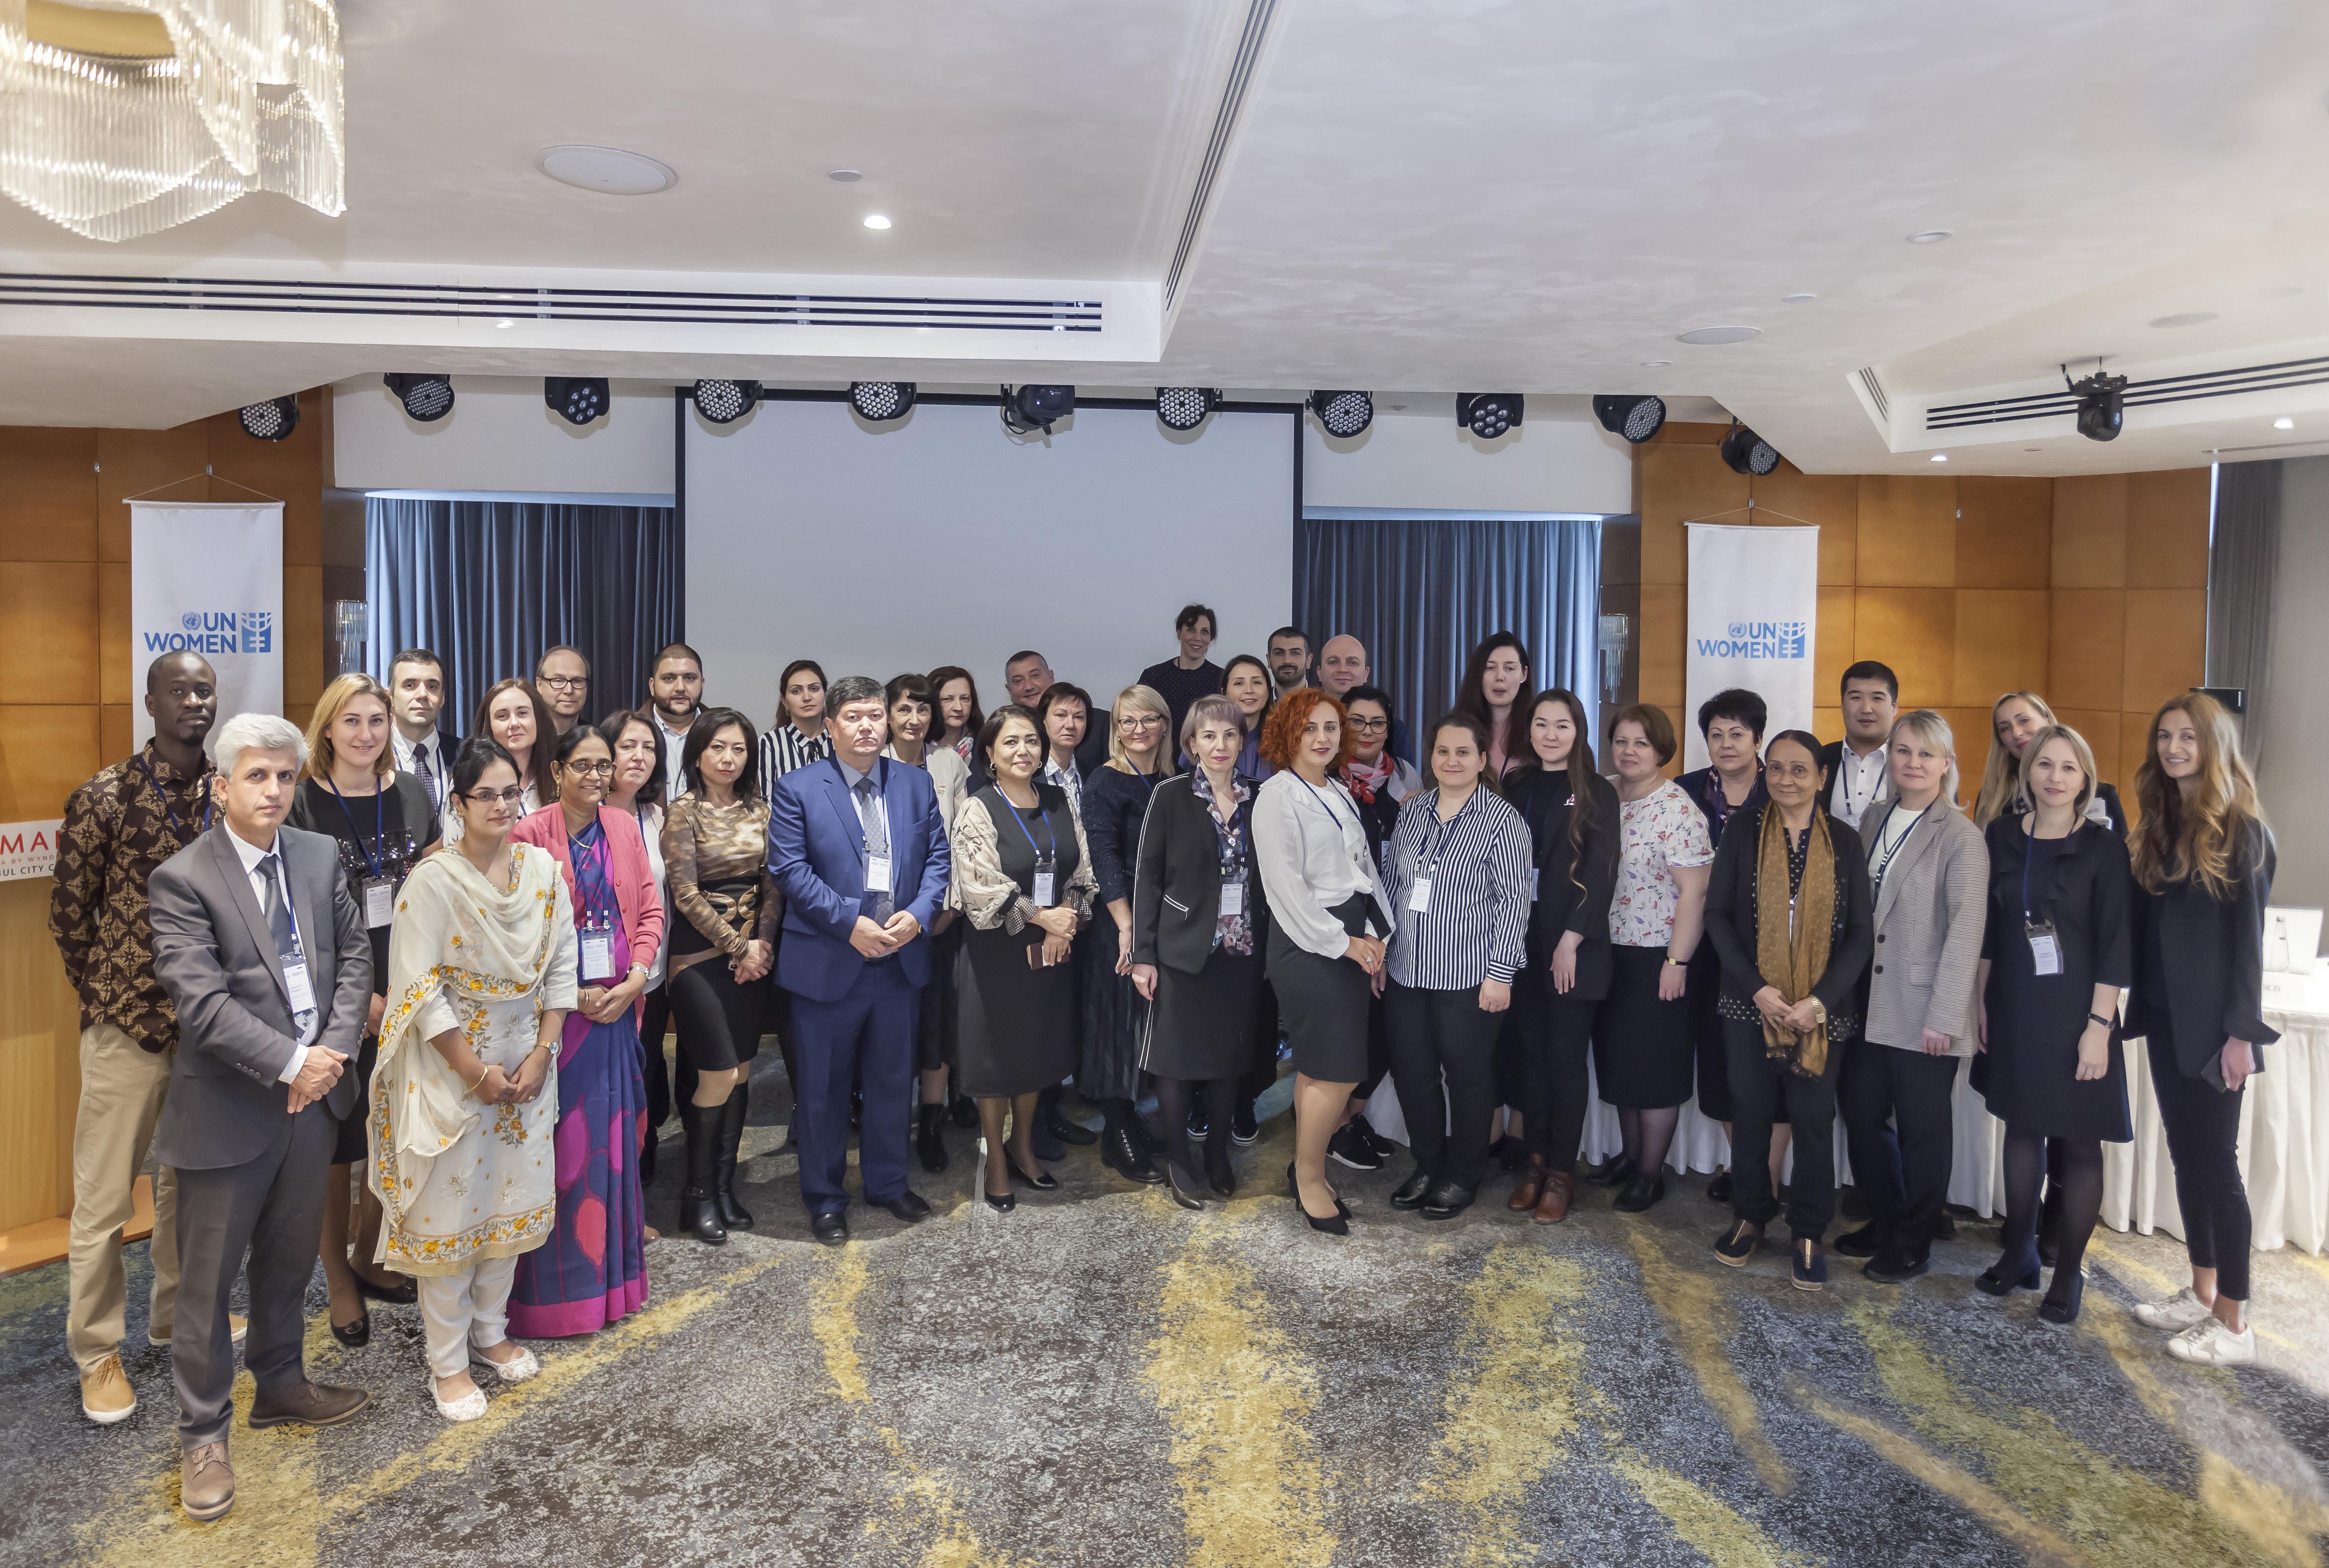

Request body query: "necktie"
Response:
[854, 777, 894, 925]
[412, 742, 438, 810]
[258, 853, 318, 1037]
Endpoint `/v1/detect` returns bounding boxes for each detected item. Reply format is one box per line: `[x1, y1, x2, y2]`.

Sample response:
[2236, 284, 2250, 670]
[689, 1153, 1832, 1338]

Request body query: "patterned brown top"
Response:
[661, 795, 783, 960]
[49, 742, 218, 1050]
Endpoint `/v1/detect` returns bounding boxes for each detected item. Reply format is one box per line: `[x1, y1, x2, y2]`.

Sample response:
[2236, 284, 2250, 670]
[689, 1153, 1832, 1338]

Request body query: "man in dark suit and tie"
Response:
[768, 676, 950, 1244]
[148, 713, 373, 1520]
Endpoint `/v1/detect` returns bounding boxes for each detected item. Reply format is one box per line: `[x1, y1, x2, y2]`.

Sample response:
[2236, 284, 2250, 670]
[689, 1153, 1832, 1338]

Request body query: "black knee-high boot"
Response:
[717, 1083, 755, 1228]
[679, 1101, 728, 1245]
[918, 1101, 951, 1174]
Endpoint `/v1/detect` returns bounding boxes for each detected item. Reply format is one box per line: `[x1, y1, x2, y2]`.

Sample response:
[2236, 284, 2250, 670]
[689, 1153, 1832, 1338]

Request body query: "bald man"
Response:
[1316, 635, 1411, 764]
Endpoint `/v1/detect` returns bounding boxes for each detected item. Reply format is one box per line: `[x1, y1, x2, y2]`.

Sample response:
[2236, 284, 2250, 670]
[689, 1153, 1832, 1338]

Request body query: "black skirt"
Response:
[957, 922, 1079, 1098]
[1146, 948, 1263, 1080]
[917, 920, 964, 1074]
[670, 955, 771, 1073]
[1077, 911, 1146, 1101]
[331, 1033, 379, 1165]
[1593, 945, 1695, 1110]
[1266, 894, 1375, 1084]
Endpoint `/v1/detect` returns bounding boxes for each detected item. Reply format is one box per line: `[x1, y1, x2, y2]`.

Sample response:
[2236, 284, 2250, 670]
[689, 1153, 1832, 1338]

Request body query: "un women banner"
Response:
[1683, 523, 1818, 771]
[130, 501, 283, 745]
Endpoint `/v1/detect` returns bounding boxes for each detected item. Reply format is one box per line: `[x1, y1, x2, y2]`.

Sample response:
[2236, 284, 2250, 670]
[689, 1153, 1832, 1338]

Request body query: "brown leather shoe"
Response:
[247, 1379, 371, 1429]
[1533, 1170, 1575, 1225]
[181, 1440, 234, 1520]
[81, 1353, 136, 1425]
[1507, 1154, 1547, 1211]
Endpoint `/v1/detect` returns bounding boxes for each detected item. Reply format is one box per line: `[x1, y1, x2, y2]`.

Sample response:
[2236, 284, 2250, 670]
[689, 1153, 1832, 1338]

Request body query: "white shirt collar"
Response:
[833, 752, 878, 787]
[227, 826, 280, 871]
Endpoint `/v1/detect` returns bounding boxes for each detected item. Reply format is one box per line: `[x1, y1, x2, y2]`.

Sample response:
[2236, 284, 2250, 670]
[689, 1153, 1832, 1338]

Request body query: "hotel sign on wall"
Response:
[0, 820, 62, 882]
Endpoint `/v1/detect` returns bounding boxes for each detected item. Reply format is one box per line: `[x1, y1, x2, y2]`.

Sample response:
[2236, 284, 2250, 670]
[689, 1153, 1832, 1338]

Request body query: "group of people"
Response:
[47, 604, 2278, 1521]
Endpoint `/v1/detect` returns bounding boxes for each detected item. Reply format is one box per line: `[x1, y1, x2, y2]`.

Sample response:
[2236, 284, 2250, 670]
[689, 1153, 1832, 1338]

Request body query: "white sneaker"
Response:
[431, 1376, 488, 1422]
[2166, 1317, 2258, 1367]
[2132, 1288, 2213, 1332]
[470, 1343, 540, 1383]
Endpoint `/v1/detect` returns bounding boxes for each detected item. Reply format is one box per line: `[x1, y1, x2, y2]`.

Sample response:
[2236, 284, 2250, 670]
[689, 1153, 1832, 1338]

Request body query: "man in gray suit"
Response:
[148, 713, 374, 1520]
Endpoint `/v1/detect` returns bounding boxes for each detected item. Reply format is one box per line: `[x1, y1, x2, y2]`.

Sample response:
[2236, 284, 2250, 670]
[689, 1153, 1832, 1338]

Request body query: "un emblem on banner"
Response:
[240, 612, 273, 653]
[1704, 620, 1807, 659]
[181, 612, 201, 631]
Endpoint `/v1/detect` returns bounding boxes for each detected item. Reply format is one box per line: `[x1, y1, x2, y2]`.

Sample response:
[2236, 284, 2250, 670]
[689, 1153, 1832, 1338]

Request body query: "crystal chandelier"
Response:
[0, 0, 344, 242]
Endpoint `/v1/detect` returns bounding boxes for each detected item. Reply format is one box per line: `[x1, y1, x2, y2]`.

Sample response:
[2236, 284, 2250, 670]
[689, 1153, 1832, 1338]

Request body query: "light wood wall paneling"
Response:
[0, 428, 97, 563]
[1953, 588, 2050, 709]
[1857, 475, 1958, 588]
[1854, 588, 1957, 709]
[1954, 477, 2053, 588]
[2046, 588, 2125, 713]
[2126, 469, 2212, 589]
[2051, 474, 2129, 588]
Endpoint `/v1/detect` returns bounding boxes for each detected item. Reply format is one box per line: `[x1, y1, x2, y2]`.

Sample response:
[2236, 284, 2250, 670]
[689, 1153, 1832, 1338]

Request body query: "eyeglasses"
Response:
[464, 787, 527, 807]
[538, 675, 589, 691]
[1118, 715, 1162, 730]
[1347, 717, 1389, 733]
[562, 759, 616, 777]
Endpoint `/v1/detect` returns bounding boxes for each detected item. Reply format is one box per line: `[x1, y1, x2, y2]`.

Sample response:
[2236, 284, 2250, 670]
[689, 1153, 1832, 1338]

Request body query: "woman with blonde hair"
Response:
[1974, 690, 2126, 833]
[2125, 693, 2277, 1365]
[1079, 683, 1177, 1185]
[288, 673, 439, 1343]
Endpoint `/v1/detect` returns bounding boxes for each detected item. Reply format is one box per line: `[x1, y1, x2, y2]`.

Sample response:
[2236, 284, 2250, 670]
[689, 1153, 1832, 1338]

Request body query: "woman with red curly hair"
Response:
[1252, 688, 1393, 1235]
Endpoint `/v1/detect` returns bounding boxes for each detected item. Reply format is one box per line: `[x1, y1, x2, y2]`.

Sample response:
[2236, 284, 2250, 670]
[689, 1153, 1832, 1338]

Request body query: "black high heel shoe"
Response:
[983, 1186, 1016, 1213]
[2038, 1268, 2086, 1325]
[1285, 1162, 1351, 1221]
[1165, 1166, 1207, 1211]
[1007, 1154, 1059, 1191]
[1977, 1242, 2042, 1296]
[329, 1304, 371, 1348]
[1290, 1180, 1349, 1236]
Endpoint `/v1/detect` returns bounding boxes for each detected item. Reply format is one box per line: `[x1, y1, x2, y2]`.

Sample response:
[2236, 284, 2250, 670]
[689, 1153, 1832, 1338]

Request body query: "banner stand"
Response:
[1683, 519, 1819, 772]
[129, 490, 285, 746]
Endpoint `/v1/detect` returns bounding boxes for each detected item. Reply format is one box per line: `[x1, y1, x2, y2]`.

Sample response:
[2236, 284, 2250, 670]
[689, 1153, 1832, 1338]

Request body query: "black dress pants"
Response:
[2147, 1029, 2253, 1300]
[638, 981, 673, 1178]
[1724, 1017, 1845, 1241]
[1837, 1039, 1959, 1263]
[1519, 981, 1597, 1174]
[1385, 982, 1504, 1190]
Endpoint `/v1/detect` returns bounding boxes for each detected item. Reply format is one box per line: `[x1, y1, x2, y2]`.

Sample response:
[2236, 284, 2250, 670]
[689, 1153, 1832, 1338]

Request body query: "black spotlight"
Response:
[383, 373, 453, 423]
[1002, 384, 1075, 435]
[545, 377, 609, 427]
[1156, 387, 1222, 432]
[1309, 390, 1373, 438]
[850, 381, 917, 422]
[692, 379, 761, 425]
[1458, 393, 1523, 439]
[1718, 421, 1781, 477]
[2065, 365, 2128, 443]
[237, 395, 299, 441]
[1592, 394, 1667, 444]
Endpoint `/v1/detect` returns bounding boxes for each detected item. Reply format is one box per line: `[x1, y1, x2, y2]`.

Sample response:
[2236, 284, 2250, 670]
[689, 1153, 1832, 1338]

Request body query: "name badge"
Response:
[1530, 868, 1541, 902]
[580, 926, 616, 981]
[2026, 920, 2062, 977]
[1408, 876, 1433, 914]
[1220, 880, 1245, 919]
[282, 959, 316, 1014]
[1033, 869, 1056, 907]
[362, 876, 396, 929]
[866, 852, 893, 893]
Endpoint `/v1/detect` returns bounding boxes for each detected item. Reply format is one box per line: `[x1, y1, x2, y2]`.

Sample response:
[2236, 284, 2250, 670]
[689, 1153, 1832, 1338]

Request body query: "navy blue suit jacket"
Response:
[768, 756, 951, 1002]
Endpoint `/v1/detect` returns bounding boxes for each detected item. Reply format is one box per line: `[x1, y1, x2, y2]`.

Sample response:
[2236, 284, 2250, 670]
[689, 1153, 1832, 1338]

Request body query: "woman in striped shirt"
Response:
[1380, 711, 1536, 1220]
[756, 658, 833, 799]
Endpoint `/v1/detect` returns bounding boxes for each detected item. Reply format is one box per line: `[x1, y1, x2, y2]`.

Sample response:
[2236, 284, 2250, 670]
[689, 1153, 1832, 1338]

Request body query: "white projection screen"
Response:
[683, 397, 1297, 728]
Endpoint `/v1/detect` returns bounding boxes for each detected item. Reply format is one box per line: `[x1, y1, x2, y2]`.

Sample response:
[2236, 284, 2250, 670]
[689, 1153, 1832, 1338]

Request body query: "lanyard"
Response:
[830, 758, 887, 864]
[2020, 819, 2045, 923]
[1293, 772, 1355, 834]
[1001, 796, 1058, 868]
[1867, 802, 1929, 897]
[325, 776, 387, 878]
[137, 752, 212, 843]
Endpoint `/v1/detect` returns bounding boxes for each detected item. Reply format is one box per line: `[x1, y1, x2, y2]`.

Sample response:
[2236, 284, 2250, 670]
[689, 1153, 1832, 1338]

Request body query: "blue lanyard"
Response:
[569, 823, 618, 925]
[137, 752, 212, 843]
[1293, 772, 1355, 833]
[2020, 818, 2045, 923]
[1001, 795, 1058, 867]
[325, 776, 386, 878]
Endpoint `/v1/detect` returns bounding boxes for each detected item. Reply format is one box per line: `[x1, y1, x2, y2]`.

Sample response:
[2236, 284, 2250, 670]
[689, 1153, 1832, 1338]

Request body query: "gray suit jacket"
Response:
[1858, 800, 1988, 1055]
[149, 823, 371, 1170]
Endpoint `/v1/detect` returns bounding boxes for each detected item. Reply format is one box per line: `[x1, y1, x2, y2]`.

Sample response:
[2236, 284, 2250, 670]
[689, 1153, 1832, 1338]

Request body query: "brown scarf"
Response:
[1753, 804, 1837, 1078]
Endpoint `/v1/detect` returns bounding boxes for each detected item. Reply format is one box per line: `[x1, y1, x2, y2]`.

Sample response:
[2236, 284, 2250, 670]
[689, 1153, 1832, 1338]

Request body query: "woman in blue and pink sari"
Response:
[507, 722, 663, 1337]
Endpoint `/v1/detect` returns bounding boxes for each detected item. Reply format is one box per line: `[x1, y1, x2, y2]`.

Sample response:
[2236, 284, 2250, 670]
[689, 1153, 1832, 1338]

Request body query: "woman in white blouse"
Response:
[1592, 704, 1713, 1211]
[1253, 689, 1393, 1236]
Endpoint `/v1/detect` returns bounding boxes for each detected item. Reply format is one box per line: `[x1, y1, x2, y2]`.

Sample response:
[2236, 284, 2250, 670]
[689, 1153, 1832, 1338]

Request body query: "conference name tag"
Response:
[1034, 869, 1056, 907]
[866, 852, 893, 893]
[2026, 920, 2062, 977]
[1408, 876, 1433, 914]
[1531, 868, 1541, 902]
[1220, 881, 1244, 919]
[580, 929, 616, 981]
[362, 876, 395, 929]
[281, 959, 315, 1014]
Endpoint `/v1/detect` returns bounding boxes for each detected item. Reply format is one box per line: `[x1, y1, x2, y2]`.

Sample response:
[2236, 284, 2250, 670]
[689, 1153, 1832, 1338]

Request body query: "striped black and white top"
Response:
[757, 723, 833, 802]
[1381, 784, 1535, 989]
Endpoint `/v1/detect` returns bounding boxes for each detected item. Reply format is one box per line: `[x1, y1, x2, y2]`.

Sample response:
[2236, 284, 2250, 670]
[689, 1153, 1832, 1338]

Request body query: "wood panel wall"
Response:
[0, 390, 330, 1238]
[1624, 422, 2212, 800]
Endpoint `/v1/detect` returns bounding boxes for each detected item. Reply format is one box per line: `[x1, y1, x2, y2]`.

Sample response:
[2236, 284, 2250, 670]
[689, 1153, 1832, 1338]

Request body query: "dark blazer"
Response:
[2127, 820, 2279, 1081]
[1703, 802, 1875, 1014]
[1502, 764, 1621, 1000]
[147, 823, 370, 1169]
[1130, 774, 1272, 976]
[769, 755, 951, 1001]
[1676, 764, 1769, 846]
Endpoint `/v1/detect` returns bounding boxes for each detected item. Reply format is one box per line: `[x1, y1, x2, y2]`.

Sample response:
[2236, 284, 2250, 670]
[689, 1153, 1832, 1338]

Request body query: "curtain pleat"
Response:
[2207, 460, 2279, 766]
[363, 498, 683, 738]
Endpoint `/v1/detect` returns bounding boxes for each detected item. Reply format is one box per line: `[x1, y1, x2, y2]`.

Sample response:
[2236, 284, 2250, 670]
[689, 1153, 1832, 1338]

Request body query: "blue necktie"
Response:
[854, 778, 894, 925]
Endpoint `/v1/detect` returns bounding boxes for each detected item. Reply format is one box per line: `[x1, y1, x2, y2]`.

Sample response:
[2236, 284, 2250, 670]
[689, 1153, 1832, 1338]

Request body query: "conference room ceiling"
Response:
[2, 0, 2326, 475]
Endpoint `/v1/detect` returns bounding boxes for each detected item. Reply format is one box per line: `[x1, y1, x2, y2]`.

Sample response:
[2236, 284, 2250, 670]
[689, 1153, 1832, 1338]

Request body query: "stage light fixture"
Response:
[1156, 387, 1221, 432]
[692, 379, 761, 425]
[1457, 393, 1523, 439]
[1309, 390, 1373, 438]
[1718, 421, 1780, 477]
[237, 395, 299, 441]
[546, 377, 609, 427]
[2063, 363, 2128, 443]
[850, 381, 917, 421]
[383, 373, 453, 423]
[1002, 384, 1075, 435]
[1591, 394, 1667, 445]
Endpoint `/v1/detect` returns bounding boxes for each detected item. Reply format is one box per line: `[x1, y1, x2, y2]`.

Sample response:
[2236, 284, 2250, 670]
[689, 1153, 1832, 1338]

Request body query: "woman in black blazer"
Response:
[1500, 690, 1619, 1224]
[1132, 694, 1273, 1208]
[2126, 694, 2276, 1366]
[1704, 730, 1875, 1291]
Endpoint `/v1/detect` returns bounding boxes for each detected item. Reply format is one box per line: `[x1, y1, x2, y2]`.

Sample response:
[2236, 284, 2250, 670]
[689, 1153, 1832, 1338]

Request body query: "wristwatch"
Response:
[2088, 1011, 2112, 1029]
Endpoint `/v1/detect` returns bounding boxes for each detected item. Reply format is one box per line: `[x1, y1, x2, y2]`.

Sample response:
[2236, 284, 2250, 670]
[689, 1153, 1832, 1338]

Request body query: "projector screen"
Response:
[684, 397, 1297, 729]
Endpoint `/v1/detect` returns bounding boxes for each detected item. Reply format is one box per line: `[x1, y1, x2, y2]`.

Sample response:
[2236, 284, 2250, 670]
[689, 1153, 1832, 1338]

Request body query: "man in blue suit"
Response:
[769, 675, 950, 1243]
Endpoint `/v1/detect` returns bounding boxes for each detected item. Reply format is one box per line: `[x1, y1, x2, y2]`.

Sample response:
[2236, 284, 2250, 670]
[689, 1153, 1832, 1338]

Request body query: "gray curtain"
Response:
[1295, 513, 1603, 757]
[2208, 460, 2280, 764]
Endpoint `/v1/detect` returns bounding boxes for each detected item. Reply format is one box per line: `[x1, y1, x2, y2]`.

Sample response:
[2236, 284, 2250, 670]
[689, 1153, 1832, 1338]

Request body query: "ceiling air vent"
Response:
[1163, 0, 1281, 313]
[1926, 352, 2329, 432]
[1856, 367, 1889, 421]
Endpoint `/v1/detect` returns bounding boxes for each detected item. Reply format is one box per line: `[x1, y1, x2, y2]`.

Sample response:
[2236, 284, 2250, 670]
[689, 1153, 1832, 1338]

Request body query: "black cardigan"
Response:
[1703, 802, 1875, 1012]
[1502, 764, 1620, 1000]
[1129, 774, 1272, 976]
[2127, 820, 2279, 1080]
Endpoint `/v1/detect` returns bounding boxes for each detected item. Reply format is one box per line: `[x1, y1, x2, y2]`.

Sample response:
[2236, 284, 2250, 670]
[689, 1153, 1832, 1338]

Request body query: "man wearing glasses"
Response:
[534, 647, 592, 738]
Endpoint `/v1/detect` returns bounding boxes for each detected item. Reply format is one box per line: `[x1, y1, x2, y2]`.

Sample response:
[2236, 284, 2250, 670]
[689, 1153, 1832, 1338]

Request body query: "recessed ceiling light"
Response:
[1930, 453, 1948, 462]
[494, 319, 513, 330]
[2149, 312, 2218, 329]
[535, 145, 677, 196]
[863, 213, 892, 230]
[827, 168, 863, 182]
[1676, 326, 1759, 346]
[2275, 417, 2296, 430]
[1639, 359, 1672, 368]
[1781, 292, 1817, 304]
[1907, 230, 1953, 244]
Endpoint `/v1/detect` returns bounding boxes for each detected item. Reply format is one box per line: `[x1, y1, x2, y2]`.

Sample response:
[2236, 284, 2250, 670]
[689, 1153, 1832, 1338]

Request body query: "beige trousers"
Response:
[417, 1255, 520, 1380]
[66, 1023, 180, 1372]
